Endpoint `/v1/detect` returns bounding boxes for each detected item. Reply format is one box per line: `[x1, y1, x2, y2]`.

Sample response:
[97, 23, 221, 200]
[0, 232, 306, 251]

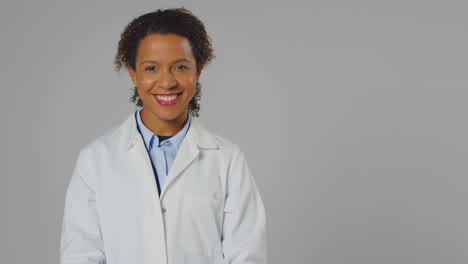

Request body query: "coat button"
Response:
[162, 208, 166, 213]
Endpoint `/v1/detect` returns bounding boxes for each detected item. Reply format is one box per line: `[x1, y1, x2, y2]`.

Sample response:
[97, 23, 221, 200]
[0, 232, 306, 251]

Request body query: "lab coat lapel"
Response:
[160, 117, 218, 199]
[118, 110, 168, 263]
[119, 111, 218, 200]
[120, 111, 162, 202]
[131, 137, 169, 262]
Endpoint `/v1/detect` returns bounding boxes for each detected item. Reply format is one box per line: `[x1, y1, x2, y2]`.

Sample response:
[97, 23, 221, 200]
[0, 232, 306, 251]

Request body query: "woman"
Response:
[60, 7, 267, 264]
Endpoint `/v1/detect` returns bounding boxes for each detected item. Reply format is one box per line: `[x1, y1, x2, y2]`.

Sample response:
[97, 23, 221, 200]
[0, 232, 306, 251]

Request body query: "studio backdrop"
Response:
[1, 0, 468, 263]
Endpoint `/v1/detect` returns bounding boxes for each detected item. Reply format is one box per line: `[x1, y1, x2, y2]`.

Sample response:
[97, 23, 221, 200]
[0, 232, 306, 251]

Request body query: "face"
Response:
[127, 33, 201, 124]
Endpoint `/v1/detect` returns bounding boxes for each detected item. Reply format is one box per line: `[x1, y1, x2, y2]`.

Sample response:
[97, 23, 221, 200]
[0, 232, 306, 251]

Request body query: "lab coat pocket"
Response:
[180, 193, 223, 258]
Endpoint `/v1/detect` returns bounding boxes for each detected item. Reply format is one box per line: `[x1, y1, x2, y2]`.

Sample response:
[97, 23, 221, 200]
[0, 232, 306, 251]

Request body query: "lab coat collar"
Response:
[119, 109, 218, 154]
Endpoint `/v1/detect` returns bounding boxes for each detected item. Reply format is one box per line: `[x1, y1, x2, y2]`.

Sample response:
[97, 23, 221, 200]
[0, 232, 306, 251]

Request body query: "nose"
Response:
[157, 70, 177, 89]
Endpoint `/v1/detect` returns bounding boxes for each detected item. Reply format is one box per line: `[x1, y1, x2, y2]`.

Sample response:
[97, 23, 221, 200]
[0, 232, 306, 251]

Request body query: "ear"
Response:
[196, 69, 202, 81]
[126, 63, 137, 85]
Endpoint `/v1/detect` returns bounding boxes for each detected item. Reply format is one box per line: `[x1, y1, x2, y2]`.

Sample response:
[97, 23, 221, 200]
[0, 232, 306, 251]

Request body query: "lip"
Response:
[154, 92, 181, 96]
[153, 92, 182, 106]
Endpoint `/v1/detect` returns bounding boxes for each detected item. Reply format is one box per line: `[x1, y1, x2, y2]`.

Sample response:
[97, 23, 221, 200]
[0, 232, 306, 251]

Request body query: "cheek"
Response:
[186, 82, 197, 96]
[178, 78, 196, 94]
[136, 79, 152, 95]
[139, 78, 156, 89]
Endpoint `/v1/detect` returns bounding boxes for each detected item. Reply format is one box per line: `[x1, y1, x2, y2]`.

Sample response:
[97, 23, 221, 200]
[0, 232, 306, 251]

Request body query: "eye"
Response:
[174, 64, 188, 70]
[145, 66, 156, 71]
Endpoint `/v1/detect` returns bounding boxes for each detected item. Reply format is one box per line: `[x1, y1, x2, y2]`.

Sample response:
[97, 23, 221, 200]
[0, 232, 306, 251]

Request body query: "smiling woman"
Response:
[127, 33, 200, 136]
[114, 8, 215, 118]
[60, 7, 267, 264]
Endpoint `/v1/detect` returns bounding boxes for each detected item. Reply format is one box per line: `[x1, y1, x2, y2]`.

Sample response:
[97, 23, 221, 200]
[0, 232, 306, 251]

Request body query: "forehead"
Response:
[136, 33, 195, 61]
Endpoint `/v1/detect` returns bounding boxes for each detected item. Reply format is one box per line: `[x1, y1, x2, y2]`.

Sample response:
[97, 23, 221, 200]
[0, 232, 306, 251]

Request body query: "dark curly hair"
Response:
[114, 7, 215, 117]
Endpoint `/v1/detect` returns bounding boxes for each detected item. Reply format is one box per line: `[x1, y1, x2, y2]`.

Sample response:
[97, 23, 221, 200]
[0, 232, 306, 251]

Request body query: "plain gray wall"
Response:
[1, 0, 468, 263]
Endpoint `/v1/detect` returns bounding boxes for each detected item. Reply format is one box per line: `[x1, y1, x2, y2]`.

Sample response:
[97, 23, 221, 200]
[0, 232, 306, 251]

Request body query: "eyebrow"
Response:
[140, 58, 192, 66]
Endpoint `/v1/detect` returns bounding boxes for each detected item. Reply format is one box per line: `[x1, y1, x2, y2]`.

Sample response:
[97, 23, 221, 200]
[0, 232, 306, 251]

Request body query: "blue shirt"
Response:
[135, 107, 191, 191]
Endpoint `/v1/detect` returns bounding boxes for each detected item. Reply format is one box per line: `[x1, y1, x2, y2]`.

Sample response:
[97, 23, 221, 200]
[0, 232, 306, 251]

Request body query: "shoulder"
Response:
[79, 111, 134, 159]
[79, 126, 120, 160]
[209, 130, 242, 154]
[191, 118, 242, 153]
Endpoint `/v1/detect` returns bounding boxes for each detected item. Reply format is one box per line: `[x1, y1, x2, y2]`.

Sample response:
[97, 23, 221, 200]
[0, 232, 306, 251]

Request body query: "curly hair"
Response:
[114, 7, 215, 117]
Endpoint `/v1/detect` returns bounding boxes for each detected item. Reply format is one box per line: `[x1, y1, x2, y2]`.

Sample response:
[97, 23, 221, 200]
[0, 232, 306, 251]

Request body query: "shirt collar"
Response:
[135, 106, 191, 151]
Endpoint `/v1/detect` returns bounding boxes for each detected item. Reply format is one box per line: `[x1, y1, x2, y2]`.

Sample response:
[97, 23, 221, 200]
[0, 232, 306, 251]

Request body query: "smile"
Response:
[156, 94, 178, 101]
[153, 93, 182, 106]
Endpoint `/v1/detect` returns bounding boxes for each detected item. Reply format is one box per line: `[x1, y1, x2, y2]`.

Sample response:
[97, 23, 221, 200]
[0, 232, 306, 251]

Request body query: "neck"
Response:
[140, 108, 188, 136]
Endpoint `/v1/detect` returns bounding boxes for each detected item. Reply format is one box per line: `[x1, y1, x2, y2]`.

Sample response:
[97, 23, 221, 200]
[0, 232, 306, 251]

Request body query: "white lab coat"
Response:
[60, 110, 267, 264]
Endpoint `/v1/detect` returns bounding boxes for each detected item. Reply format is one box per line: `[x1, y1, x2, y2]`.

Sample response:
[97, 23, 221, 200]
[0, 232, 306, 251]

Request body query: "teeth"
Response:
[156, 94, 178, 102]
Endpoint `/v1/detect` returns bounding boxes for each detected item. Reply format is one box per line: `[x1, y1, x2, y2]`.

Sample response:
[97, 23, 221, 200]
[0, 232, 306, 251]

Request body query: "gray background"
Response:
[1, 0, 467, 263]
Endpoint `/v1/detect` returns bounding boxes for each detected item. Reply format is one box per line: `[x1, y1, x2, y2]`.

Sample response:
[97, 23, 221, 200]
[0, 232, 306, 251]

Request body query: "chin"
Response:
[154, 110, 185, 121]
[142, 101, 188, 122]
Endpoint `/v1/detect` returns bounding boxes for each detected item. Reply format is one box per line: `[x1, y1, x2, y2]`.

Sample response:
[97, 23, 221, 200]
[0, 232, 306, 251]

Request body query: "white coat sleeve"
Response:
[60, 147, 106, 264]
[222, 147, 267, 264]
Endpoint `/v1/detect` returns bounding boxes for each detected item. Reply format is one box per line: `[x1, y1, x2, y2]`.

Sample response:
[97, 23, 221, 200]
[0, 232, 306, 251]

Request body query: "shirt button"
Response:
[162, 208, 166, 213]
